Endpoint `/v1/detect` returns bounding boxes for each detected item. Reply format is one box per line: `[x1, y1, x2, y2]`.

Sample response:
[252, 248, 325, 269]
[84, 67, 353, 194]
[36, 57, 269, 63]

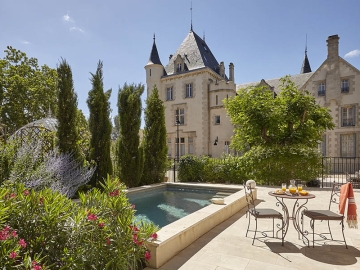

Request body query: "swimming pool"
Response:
[126, 183, 249, 269]
[128, 186, 235, 227]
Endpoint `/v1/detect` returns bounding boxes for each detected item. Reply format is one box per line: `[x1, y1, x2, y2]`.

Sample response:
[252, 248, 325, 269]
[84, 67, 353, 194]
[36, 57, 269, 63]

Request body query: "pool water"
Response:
[128, 187, 232, 227]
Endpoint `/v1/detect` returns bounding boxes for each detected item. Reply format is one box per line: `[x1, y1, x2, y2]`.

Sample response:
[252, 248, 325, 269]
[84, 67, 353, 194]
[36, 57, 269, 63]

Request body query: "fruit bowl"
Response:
[299, 190, 308, 196]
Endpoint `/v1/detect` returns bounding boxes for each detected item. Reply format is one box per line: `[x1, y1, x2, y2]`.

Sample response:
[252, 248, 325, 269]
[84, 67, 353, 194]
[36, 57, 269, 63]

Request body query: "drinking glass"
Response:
[298, 184, 303, 192]
[281, 183, 287, 191]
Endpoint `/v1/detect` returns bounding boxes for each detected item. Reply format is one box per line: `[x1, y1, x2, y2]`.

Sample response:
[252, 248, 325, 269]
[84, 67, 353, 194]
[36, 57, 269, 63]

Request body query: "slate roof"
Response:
[164, 30, 223, 77]
[237, 72, 314, 93]
[300, 50, 312, 73]
[147, 36, 162, 65]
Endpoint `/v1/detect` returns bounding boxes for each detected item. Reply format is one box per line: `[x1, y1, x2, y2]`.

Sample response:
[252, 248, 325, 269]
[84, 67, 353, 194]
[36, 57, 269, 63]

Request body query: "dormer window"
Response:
[174, 54, 185, 74]
[177, 63, 182, 72]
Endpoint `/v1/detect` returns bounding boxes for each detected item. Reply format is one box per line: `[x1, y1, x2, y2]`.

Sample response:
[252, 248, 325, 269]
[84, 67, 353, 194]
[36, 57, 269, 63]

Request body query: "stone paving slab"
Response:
[145, 186, 360, 270]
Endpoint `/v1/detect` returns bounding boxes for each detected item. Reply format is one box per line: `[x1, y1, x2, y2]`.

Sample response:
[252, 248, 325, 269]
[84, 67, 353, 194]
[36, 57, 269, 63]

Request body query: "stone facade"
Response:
[145, 30, 236, 158]
[301, 35, 360, 157]
[146, 32, 359, 159]
[238, 34, 360, 158]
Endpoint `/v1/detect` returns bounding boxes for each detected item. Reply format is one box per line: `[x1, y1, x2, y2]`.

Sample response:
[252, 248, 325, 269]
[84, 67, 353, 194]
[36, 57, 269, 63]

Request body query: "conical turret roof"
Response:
[300, 50, 312, 74]
[147, 35, 162, 65]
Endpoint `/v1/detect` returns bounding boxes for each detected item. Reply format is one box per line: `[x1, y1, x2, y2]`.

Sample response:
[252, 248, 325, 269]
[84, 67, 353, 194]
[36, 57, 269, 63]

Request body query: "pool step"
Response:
[213, 192, 233, 198]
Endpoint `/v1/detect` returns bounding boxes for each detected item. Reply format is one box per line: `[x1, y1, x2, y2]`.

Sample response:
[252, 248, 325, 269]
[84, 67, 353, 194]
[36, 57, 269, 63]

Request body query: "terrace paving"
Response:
[145, 185, 360, 270]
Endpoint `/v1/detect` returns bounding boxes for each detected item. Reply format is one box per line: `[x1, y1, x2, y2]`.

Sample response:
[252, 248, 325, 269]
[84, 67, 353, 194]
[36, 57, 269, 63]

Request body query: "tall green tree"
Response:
[56, 58, 81, 160]
[0, 46, 58, 134]
[141, 86, 167, 185]
[224, 76, 335, 184]
[116, 83, 144, 187]
[87, 61, 112, 187]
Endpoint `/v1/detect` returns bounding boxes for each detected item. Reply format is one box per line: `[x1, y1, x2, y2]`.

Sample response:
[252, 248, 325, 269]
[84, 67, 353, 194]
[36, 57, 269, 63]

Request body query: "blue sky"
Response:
[1, 0, 360, 127]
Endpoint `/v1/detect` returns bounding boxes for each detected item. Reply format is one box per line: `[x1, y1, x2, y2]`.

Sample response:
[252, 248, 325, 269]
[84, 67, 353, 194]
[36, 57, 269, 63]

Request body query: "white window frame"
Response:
[175, 108, 185, 125]
[185, 83, 193, 98]
[341, 79, 349, 93]
[318, 83, 326, 96]
[341, 106, 355, 127]
[224, 141, 230, 155]
[188, 137, 194, 155]
[166, 87, 173, 101]
[341, 133, 356, 157]
[167, 138, 172, 157]
[177, 63, 182, 72]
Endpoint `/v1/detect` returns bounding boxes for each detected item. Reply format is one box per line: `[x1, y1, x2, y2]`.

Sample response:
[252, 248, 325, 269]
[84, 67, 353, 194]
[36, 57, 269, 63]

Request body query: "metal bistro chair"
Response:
[301, 182, 347, 248]
[244, 183, 284, 245]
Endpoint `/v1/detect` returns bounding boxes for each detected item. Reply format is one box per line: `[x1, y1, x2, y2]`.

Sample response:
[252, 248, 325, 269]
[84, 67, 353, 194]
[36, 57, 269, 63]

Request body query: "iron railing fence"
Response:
[320, 157, 360, 188]
[169, 156, 360, 188]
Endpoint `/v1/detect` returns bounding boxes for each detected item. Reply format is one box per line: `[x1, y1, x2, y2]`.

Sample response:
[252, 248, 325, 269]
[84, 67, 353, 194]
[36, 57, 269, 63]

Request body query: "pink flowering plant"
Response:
[1, 176, 158, 269]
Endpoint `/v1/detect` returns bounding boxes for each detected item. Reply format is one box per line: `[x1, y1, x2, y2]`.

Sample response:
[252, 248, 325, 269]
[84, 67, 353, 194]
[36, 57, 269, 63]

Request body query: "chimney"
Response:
[229, 62, 234, 82]
[327, 35, 339, 62]
[169, 54, 173, 60]
[219, 62, 225, 78]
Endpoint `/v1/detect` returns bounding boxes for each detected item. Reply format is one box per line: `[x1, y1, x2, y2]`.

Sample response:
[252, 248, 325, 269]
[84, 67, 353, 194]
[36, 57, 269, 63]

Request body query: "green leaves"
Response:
[0, 176, 158, 269]
[223, 76, 334, 184]
[141, 85, 167, 185]
[0, 46, 58, 135]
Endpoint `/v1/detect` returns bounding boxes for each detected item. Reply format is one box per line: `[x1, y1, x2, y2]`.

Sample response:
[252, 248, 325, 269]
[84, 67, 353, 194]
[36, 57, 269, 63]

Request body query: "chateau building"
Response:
[146, 31, 359, 158]
[237, 35, 360, 158]
[145, 28, 236, 159]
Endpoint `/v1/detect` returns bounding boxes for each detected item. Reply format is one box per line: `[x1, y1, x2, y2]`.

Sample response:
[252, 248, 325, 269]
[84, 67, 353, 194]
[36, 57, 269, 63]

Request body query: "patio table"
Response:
[268, 191, 315, 243]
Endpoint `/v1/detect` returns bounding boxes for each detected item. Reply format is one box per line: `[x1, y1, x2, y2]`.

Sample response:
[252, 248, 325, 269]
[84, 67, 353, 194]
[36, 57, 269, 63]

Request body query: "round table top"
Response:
[268, 191, 316, 199]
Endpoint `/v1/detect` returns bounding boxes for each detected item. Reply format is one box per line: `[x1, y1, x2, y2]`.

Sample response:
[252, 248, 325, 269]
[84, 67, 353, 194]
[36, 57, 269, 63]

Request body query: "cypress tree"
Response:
[87, 60, 112, 187]
[117, 83, 144, 187]
[141, 86, 167, 184]
[56, 58, 81, 160]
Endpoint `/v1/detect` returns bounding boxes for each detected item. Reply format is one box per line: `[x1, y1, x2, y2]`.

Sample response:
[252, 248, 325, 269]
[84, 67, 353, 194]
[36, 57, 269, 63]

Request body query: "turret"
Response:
[145, 34, 164, 97]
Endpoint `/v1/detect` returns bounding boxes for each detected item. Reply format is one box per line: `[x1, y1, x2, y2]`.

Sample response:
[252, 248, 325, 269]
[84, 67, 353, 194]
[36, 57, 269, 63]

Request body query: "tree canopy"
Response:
[224, 76, 335, 184]
[56, 58, 81, 160]
[116, 83, 144, 188]
[0, 46, 58, 135]
[141, 86, 167, 185]
[87, 61, 113, 187]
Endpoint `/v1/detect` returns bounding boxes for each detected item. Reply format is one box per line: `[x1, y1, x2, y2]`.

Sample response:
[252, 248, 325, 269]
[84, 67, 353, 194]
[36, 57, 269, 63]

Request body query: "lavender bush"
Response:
[8, 141, 95, 198]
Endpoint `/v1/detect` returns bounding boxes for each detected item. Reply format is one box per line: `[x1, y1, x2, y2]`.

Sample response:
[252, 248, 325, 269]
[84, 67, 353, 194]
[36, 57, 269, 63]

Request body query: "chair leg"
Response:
[281, 218, 284, 246]
[253, 217, 258, 245]
[341, 220, 348, 249]
[327, 220, 333, 240]
[246, 213, 251, 237]
[313, 221, 315, 248]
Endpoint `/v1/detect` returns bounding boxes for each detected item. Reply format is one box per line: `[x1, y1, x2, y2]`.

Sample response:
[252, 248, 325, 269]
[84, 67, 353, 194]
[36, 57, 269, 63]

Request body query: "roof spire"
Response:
[190, 2, 193, 31]
[203, 31, 205, 41]
[300, 34, 312, 73]
[147, 33, 162, 65]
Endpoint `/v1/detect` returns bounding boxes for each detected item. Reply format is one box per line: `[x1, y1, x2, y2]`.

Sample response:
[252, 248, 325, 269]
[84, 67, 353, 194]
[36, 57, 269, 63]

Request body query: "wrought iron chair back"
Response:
[244, 183, 257, 214]
[328, 182, 342, 211]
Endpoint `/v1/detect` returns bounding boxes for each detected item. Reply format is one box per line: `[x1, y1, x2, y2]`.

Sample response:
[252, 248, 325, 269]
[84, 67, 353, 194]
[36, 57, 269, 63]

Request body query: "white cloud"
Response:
[70, 27, 84, 33]
[344, 49, 360, 58]
[63, 13, 73, 22]
[21, 40, 30, 44]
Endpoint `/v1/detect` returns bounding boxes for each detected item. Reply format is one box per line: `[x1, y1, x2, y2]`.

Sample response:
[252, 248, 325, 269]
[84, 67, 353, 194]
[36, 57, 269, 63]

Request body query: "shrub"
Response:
[8, 140, 95, 198]
[178, 155, 247, 184]
[0, 176, 158, 269]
